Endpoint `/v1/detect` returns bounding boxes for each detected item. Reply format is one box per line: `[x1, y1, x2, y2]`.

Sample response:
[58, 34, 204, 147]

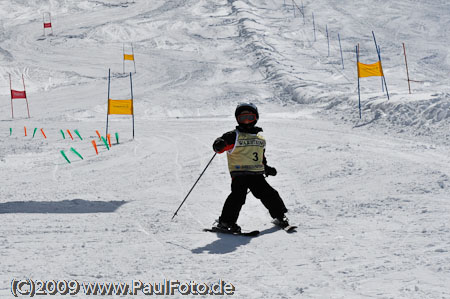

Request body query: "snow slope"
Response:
[1, 0, 449, 298]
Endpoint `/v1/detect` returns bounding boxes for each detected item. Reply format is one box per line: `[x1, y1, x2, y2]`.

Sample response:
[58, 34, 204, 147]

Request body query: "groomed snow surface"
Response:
[1, 0, 449, 298]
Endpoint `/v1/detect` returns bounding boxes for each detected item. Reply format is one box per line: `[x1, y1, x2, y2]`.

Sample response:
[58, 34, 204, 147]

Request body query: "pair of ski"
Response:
[204, 221, 297, 237]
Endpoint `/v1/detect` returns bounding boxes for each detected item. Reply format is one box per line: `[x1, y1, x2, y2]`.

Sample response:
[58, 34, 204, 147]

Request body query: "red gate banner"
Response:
[11, 90, 27, 99]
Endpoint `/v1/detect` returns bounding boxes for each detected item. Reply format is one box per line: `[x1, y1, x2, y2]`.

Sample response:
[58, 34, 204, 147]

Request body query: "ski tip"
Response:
[272, 220, 298, 233]
[284, 226, 298, 233]
[242, 230, 260, 236]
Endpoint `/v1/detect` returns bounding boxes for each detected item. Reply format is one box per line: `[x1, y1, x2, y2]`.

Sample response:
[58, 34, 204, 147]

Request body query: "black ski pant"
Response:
[220, 174, 287, 225]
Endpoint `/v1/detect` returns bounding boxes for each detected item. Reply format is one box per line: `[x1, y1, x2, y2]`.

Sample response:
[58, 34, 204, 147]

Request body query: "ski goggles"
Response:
[237, 113, 257, 124]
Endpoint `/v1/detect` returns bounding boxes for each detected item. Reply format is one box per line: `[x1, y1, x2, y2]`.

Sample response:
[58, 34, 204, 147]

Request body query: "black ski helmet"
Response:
[235, 103, 259, 126]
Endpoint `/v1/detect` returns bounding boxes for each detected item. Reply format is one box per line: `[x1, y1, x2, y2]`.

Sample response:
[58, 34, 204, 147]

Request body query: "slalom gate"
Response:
[9, 74, 31, 118]
[355, 32, 389, 119]
[43, 12, 53, 36]
[106, 69, 135, 139]
[123, 43, 136, 73]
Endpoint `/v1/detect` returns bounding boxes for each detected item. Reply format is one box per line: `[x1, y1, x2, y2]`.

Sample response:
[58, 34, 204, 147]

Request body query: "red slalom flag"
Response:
[24, 126, 27, 136]
[67, 129, 74, 140]
[107, 134, 112, 148]
[95, 130, 102, 140]
[91, 140, 98, 155]
[40, 128, 47, 139]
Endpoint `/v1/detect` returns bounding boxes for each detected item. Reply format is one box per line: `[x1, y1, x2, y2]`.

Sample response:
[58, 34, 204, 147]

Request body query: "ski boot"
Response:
[216, 218, 241, 233]
[273, 215, 290, 229]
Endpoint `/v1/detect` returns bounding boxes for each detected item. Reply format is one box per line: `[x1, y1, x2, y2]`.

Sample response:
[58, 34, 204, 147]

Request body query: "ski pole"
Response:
[171, 153, 217, 220]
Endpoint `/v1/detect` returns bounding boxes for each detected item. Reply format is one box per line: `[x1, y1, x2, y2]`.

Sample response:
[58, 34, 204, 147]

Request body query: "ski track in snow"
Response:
[0, 0, 449, 298]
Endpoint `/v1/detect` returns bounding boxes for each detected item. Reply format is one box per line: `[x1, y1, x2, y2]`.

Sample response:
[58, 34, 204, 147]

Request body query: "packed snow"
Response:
[1, 0, 449, 298]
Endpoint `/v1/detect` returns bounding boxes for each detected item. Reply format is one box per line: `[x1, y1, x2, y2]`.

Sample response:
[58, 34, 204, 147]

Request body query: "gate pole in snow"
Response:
[130, 72, 134, 139]
[312, 13, 316, 42]
[378, 46, 384, 93]
[301, 1, 305, 24]
[131, 43, 136, 73]
[338, 33, 344, 69]
[171, 153, 217, 220]
[48, 13, 53, 35]
[402, 42, 412, 94]
[356, 44, 361, 119]
[22, 74, 30, 118]
[372, 31, 389, 100]
[106, 69, 111, 137]
[326, 25, 329, 56]
[9, 74, 13, 118]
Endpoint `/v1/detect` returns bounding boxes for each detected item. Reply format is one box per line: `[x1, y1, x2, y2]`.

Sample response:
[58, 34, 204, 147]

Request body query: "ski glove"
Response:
[213, 138, 227, 153]
[264, 165, 277, 176]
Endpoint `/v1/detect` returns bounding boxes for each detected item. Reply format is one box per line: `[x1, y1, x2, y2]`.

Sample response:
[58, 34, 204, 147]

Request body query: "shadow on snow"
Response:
[191, 226, 279, 254]
[0, 199, 127, 214]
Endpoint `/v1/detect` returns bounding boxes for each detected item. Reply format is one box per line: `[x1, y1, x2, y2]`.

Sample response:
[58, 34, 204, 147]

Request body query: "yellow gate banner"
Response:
[358, 61, 383, 78]
[108, 99, 133, 115]
[123, 54, 134, 61]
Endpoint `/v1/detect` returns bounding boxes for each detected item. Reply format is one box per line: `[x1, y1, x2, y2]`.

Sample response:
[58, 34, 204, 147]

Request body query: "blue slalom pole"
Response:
[130, 72, 135, 139]
[312, 12, 316, 41]
[338, 33, 344, 69]
[301, 0, 305, 24]
[326, 25, 329, 56]
[356, 45, 361, 119]
[372, 31, 389, 100]
[106, 68, 111, 136]
[378, 45, 384, 93]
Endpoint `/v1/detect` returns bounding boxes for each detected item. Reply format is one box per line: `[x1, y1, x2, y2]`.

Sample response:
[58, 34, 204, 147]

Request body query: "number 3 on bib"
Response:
[252, 152, 259, 161]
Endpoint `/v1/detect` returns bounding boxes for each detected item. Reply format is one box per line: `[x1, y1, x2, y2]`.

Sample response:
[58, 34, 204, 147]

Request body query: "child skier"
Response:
[212, 103, 290, 233]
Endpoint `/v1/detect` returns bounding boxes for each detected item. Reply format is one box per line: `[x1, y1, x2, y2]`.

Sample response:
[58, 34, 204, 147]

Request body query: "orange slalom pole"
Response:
[92, 140, 99, 155]
[107, 134, 112, 148]
[24, 126, 27, 136]
[95, 130, 102, 140]
[40, 128, 47, 139]
[67, 129, 74, 140]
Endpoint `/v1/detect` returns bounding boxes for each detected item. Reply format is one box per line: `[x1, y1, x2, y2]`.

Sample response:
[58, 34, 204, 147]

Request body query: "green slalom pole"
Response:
[70, 147, 84, 160]
[60, 129, 66, 139]
[9, 128, 12, 136]
[101, 136, 110, 150]
[32, 128, 37, 138]
[115, 132, 119, 144]
[74, 129, 83, 140]
[60, 150, 71, 164]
